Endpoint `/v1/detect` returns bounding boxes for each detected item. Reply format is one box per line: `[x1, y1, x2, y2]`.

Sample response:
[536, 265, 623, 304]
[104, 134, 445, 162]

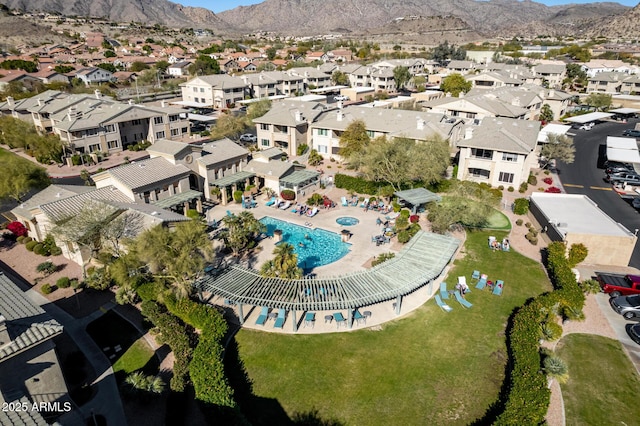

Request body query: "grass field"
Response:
[233, 230, 552, 425]
[483, 209, 511, 230]
[557, 333, 640, 426]
[113, 339, 156, 375]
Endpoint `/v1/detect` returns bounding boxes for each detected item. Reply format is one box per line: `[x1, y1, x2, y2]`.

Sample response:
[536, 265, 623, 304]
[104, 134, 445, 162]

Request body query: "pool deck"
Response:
[204, 188, 461, 334]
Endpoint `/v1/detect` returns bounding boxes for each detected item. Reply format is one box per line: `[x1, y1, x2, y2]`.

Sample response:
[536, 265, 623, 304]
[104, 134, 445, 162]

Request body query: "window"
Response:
[261, 139, 270, 147]
[366, 130, 374, 138]
[107, 140, 119, 149]
[498, 172, 514, 183]
[469, 168, 490, 178]
[171, 128, 180, 136]
[123, 135, 128, 143]
[470, 148, 493, 159]
[260, 123, 269, 130]
[465, 112, 476, 119]
[317, 145, 328, 153]
[169, 115, 179, 122]
[502, 153, 518, 162]
[155, 131, 165, 139]
[199, 87, 205, 92]
[153, 117, 164, 125]
[193, 87, 197, 92]
[182, 127, 188, 134]
[200, 98, 206, 103]
[131, 119, 141, 125]
[104, 124, 115, 132]
[318, 129, 329, 136]
[88, 143, 101, 153]
[86, 128, 98, 137]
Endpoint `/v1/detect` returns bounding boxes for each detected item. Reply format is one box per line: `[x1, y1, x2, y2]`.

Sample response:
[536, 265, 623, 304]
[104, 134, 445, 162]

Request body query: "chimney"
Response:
[337, 100, 343, 109]
[465, 127, 474, 139]
[512, 97, 520, 106]
[417, 118, 425, 130]
[0, 314, 9, 347]
[549, 89, 555, 97]
[67, 107, 78, 120]
[336, 110, 344, 121]
[295, 110, 303, 121]
[6, 96, 13, 106]
[161, 100, 166, 108]
[128, 99, 134, 105]
[94, 89, 101, 99]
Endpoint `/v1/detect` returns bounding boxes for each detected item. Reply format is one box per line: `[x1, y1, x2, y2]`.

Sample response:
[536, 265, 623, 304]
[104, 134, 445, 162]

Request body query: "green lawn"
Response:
[233, 230, 552, 425]
[483, 209, 511, 230]
[113, 338, 155, 374]
[557, 334, 640, 426]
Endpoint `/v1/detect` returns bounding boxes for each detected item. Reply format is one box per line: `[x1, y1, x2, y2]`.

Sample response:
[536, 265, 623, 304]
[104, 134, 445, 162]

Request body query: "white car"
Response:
[334, 95, 349, 101]
[239, 133, 257, 143]
[579, 122, 594, 131]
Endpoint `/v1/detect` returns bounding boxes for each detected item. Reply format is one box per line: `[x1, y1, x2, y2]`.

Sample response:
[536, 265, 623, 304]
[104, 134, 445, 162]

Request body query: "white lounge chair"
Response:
[306, 207, 319, 217]
[279, 201, 291, 210]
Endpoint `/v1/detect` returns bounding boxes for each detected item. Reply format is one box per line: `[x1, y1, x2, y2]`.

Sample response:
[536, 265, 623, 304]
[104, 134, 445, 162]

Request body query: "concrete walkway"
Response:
[19, 285, 127, 426]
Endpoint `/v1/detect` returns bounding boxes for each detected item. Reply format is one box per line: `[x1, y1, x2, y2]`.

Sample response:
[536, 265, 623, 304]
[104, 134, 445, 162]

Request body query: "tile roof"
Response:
[457, 117, 540, 154]
[252, 101, 330, 127]
[0, 272, 63, 362]
[99, 157, 191, 191]
[11, 184, 94, 221]
[39, 186, 132, 222]
[197, 138, 249, 166]
[245, 159, 293, 178]
[146, 139, 194, 157]
[0, 396, 48, 426]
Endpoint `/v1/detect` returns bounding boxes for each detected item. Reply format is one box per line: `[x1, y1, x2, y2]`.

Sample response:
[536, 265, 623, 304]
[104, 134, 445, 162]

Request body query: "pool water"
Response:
[336, 216, 360, 226]
[260, 216, 350, 270]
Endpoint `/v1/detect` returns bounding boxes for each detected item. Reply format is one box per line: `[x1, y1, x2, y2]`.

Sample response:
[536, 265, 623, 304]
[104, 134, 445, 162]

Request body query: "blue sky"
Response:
[185, 0, 637, 14]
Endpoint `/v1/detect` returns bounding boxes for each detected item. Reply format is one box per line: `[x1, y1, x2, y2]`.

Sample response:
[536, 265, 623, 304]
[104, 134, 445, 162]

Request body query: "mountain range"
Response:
[0, 0, 637, 39]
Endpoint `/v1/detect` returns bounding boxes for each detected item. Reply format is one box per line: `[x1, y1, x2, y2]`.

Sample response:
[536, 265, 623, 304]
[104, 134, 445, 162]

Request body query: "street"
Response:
[557, 117, 640, 268]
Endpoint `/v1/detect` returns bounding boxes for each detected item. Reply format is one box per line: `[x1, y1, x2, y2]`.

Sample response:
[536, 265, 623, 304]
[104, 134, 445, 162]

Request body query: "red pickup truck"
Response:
[597, 273, 640, 297]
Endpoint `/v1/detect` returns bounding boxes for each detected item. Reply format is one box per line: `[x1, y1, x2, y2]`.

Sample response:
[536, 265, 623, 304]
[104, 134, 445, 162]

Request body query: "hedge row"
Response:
[334, 174, 386, 195]
[140, 300, 195, 392]
[495, 241, 585, 424]
[165, 296, 237, 409]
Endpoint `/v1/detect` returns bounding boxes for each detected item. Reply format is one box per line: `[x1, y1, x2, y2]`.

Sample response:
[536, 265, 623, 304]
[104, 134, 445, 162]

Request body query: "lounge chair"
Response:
[265, 196, 276, 207]
[493, 280, 504, 296]
[353, 309, 365, 325]
[472, 270, 480, 280]
[341, 196, 348, 207]
[360, 198, 369, 208]
[226, 210, 232, 217]
[307, 207, 319, 217]
[274, 308, 286, 328]
[333, 312, 346, 328]
[454, 291, 473, 308]
[440, 282, 449, 300]
[435, 294, 453, 312]
[475, 274, 488, 290]
[279, 201, 291, 210]
[304, 312, 315, 328]
[255, 306, 269, 326]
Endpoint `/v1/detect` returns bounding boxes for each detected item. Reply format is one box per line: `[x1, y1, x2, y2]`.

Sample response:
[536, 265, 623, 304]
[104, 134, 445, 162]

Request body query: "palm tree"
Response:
[146, 375, 165, 394]
[261, 243, 302, 279]
[124, 371, 148, 395]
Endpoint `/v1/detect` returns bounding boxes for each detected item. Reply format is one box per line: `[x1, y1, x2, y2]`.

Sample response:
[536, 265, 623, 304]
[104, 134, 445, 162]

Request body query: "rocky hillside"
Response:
[361, 15, 482, 45]
[0, 0, 232, 31]
[578, 3, 640, 39]
[217, 0, 629, 36]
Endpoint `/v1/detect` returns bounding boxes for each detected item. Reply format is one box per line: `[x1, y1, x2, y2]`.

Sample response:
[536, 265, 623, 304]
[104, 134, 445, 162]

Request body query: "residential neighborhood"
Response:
[1, 4, 640, 426]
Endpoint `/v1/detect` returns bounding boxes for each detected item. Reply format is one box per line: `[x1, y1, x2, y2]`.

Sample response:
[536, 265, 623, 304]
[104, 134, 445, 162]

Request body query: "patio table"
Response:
[268, 312, 278, 321]
[324, 315, 333, 324]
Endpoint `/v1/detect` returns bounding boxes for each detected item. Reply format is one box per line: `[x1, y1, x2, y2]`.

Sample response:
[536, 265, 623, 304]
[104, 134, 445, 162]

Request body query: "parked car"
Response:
[627, 323, 640, 345]
[633, 198, 640, 210]
[622, 129, 640, 138]
[579, 122, 594, 130]
[334, 95, 349, 101]
[606, 172, 640, 185]
[609, 294, 640, 319]
[606, 162, 634, 175]
[239, 133, 257, 143]
[597, 273, 640, 297]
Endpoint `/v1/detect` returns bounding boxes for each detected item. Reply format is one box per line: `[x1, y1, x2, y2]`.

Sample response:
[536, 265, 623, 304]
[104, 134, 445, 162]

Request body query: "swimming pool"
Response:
[260, 216, 350, 270]
[336, 216, 360, 226]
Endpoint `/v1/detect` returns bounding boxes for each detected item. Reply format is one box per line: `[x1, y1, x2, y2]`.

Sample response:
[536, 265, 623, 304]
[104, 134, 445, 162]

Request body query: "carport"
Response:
[606, 136, 640, 165]
[564, 112, 614, 124]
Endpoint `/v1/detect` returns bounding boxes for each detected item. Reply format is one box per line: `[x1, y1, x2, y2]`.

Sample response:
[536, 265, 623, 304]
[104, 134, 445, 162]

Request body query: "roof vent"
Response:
[56, 192, 61, 197]
[151, 211, 159, 216]
[139, 163, 146, 168]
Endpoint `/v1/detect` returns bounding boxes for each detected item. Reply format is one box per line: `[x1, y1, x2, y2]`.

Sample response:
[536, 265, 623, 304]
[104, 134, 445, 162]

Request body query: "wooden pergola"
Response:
[195, 231, 459, 331]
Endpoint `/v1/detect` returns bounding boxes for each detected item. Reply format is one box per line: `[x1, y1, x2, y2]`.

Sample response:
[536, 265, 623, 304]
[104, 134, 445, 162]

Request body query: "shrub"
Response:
[567, 243, 588, 267]
[56, 277, 71, 288]
[23, 237, 32, 244]
[334, 174, 384, 195]
[516, 219, 523, 226]
[371, 252, 395, 267]
[518, 182, 528, 193]
[543, 177, 553, 185]
[525, 222, 531, 228]
[540, 321, 563, 341]
[397, 230, 411, 243]
[280, 189, 296, 201]
[25, 240, 38, 251]
[16, 236, 25, 243]
[306, 193, 324, 206]
[579, 279, 601, 295]
[545, 186, 561, 193]
[33, 243, 45, 255]
[296, 143, 308, 155]
[543, 354, 569, 384]
[507, 186, 514, 192]
[409, 215, 419, 223]
[50, 246, 62, 256]
[528, 174, 538, 185]
[233, 190, 243, 203]
[544, 170, 550, 175]
[7, 221, 27, 237]
[41, 283, 54, 294]
[186, 209, 200, 220]
[513, 198, 529, 215]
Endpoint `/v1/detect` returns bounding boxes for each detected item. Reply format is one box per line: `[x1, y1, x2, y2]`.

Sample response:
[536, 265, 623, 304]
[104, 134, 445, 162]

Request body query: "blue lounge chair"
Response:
[435, 294, 453, 312]
[226, 210, 233, 217]
[476, 274, 488, 290]
[255, 306, 269, 325]
[353, 309, 365, 325]
[472, 270, 480, 280]
[304, 312, 315, 328]
[493, 280, 504, 296]
[265, 196, 276, 207]
[454, 291, 473, 308]
[341, 196, 348, 206]
[440, 282, 449, 299]
[274, 308, 286, 328]
[333, 312, 346, 328]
